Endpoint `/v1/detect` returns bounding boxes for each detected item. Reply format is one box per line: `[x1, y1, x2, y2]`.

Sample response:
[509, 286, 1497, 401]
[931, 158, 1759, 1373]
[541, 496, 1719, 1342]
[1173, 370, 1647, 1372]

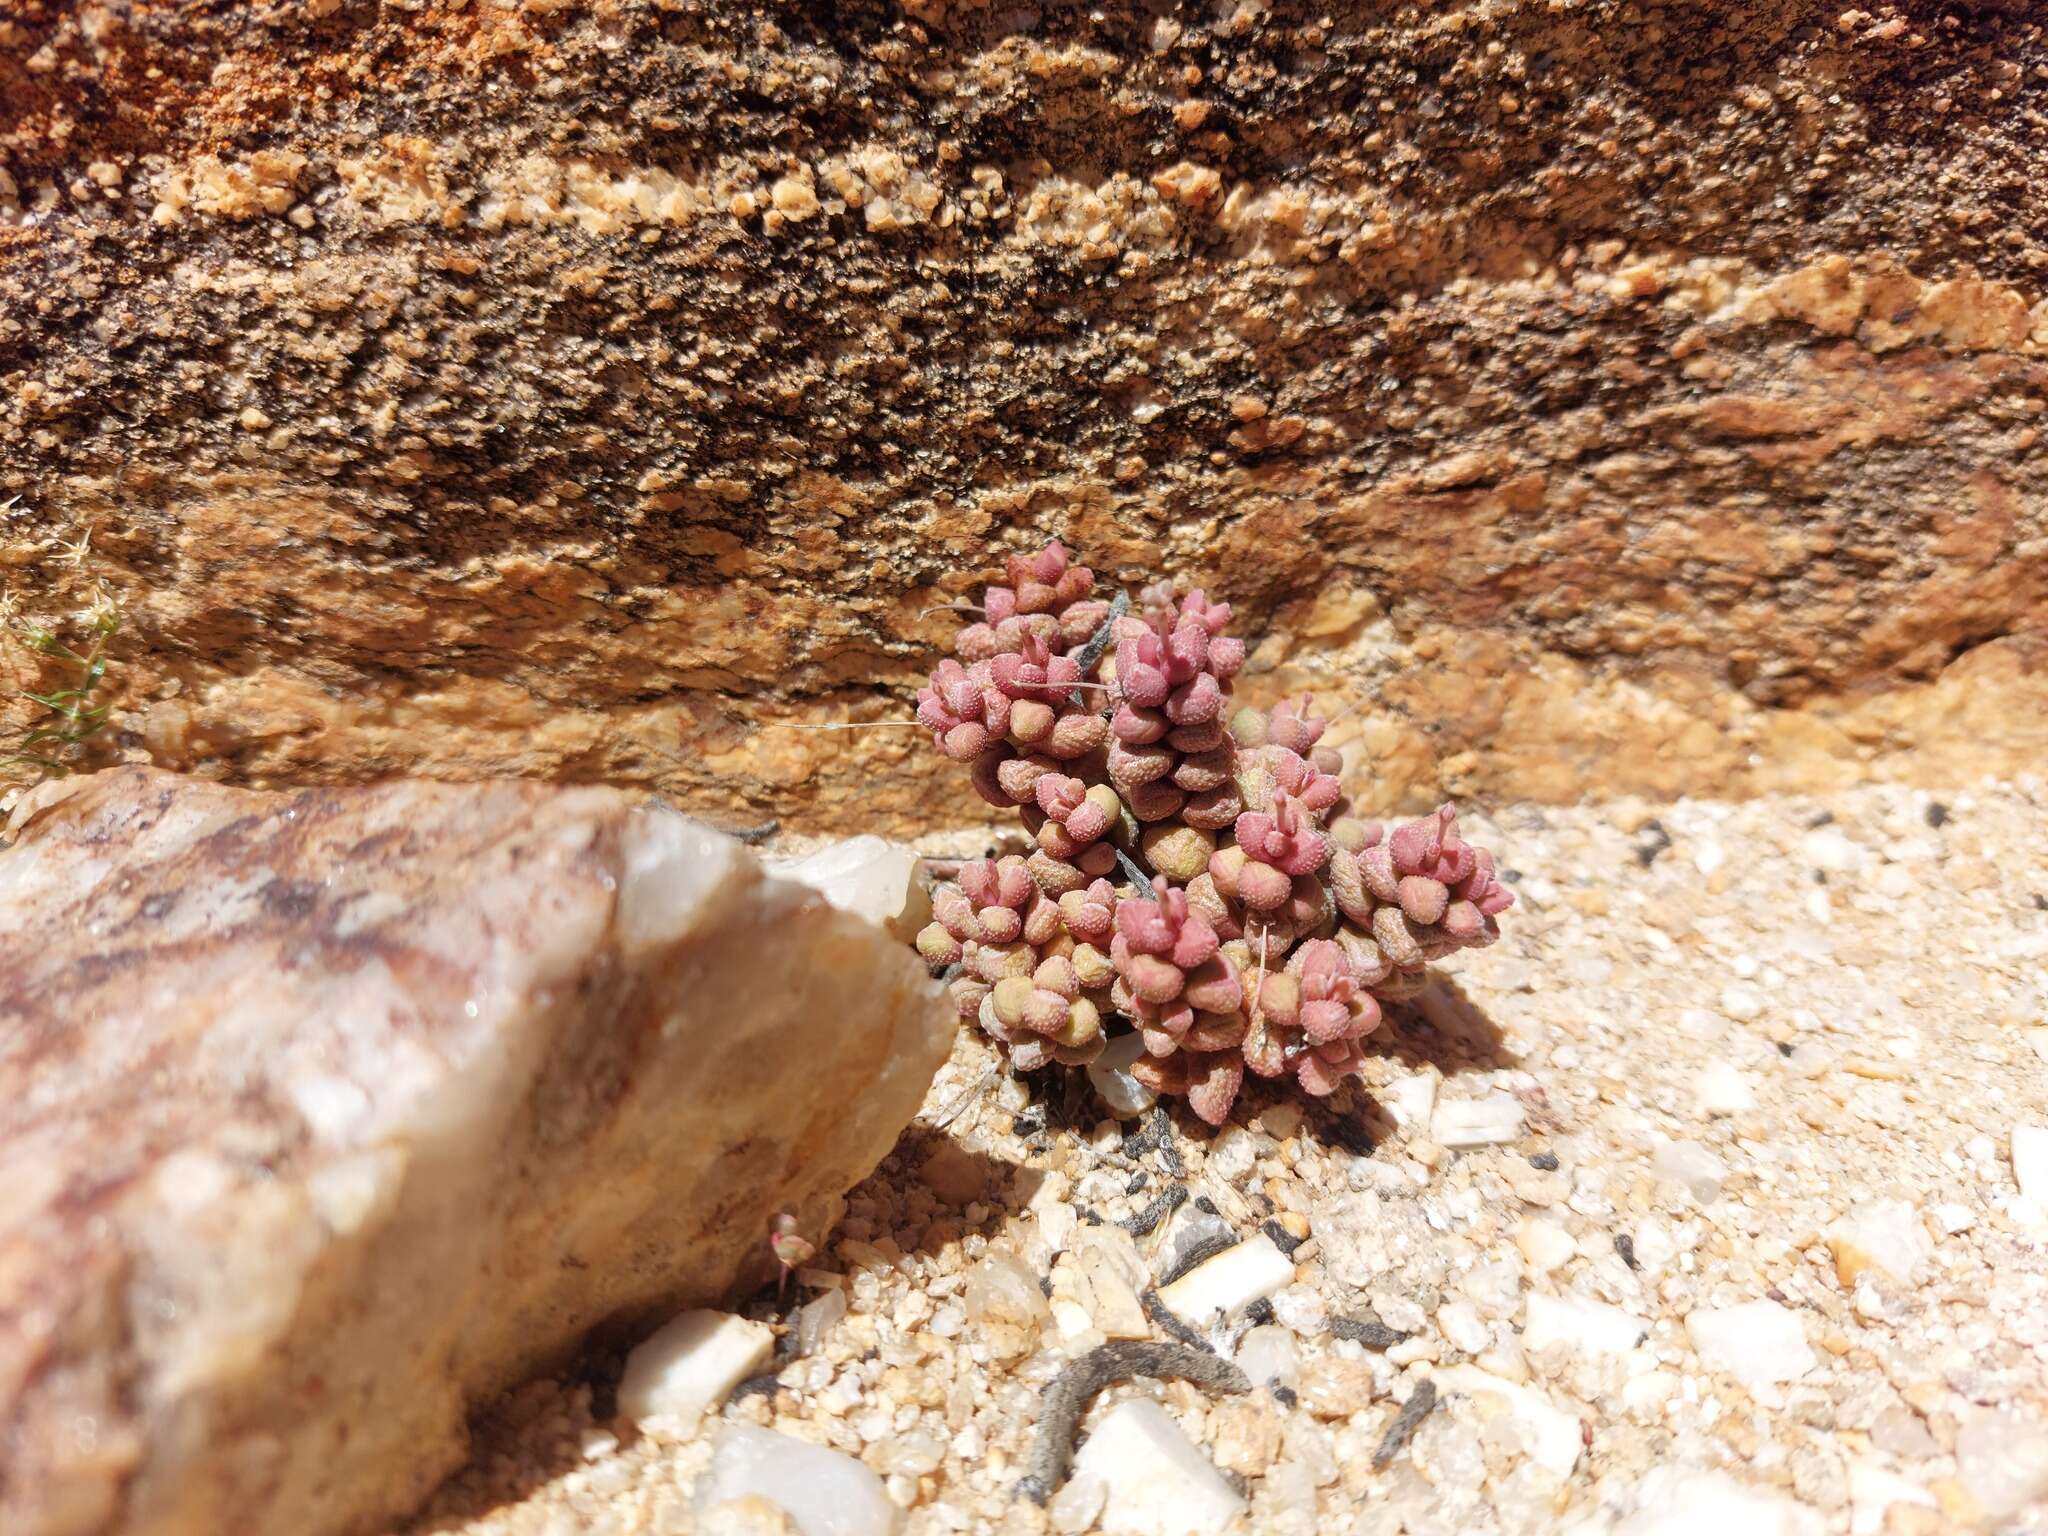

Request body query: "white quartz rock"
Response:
[1087, 1031, 1158, 1118]
[1156, 1233, 1296, 1326]
[1522, 1292, 1648, 1360]
[2011, 1125, 2048, 1203]
[695, 1424, 899, 1536]
[1847, 1462, 1936, 1536]
[0, 768, 951, 1536]
[1685, 1300, 1816, 1393]
[1379, 1070, 1438, 1135]
[1693, 1062, 1756, 1116]
[1825, 1198, 1930, 1286]
[1433, 1365, 1583, 1478]
[1232, 1325, 1301, 1392]
[1431, 1093, 1525, 1148]
[1955, 1411, 2048, 1520]
[1617, 1467, 1823, 1536]
[770, 834, 930, 942]
[1651, 1139, 1729, 1202]
[1071, 1400, 1246, 1536]
[618, 1310, 773, 1429]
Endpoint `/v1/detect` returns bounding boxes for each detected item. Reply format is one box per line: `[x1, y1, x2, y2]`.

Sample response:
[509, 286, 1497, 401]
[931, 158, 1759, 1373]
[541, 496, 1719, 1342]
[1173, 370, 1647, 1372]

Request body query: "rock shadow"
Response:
[400, 1138, 1025, 1534]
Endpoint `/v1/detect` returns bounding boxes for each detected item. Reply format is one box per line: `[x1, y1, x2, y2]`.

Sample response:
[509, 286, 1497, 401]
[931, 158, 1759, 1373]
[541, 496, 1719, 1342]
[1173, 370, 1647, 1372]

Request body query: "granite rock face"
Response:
[0, 767, 951, 1536]
[1, 3, 2044, 832]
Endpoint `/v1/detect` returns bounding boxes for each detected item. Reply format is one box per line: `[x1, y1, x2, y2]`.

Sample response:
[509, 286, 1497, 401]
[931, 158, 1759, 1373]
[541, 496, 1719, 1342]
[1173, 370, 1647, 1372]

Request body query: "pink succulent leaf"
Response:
[1179, 588, 1232, 638]
[1164, 621, 1208, 680]
[1112, 703, 1170, 744]
[1207, 634, 1246, 679]
[983, 587, 1018, 624]
[1164, 670, 1223, 726]
[1114, 632, 1172, 708]
[1186, 1052, 1244, 1126]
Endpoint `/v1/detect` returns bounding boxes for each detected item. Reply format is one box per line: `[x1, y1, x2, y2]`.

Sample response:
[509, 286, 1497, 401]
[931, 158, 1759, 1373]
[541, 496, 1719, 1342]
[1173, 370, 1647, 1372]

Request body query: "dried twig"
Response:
[1331, 1312, 1409, 1350]
[1371, 1379, 1438, 1466]
[1017, 1341, 1249, 1504]
[1117, 1183, 1187, 1238]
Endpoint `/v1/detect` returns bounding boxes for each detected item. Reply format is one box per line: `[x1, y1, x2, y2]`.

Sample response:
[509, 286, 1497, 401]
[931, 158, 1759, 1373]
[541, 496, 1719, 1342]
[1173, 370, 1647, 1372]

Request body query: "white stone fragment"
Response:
[1932, 1201, 1975, 1235]
[1207, 1126, 1260, 1180]
[1522, 1292, 1648, 1360]
[1515, 1216, 1576, 1274]
[1651, 1139, 1728, 1202]
[1685, 1300, 1815, 1393]
[1824, 1198, 1930, 1286]
[1048, 1470, 1108, 1535]
[1086, 1031, 1158, 1118]
[1379, 1070, 1438, 1134]
[2012, 1125, 2048, 1202]
[1156, 1234, 1296, 1326]
[1232, 1325, 1300, 1392]
[694, 1424, 899, 1536]
[1693, 1062, 1756, 1116]
[1801, 826, 1864, 873]
[1436, 1300, 1491, 1355]
[1071, 1399, 1246, 1536]
[1430, 1093, 1525, 1148]
[1847, 1461, 1936, 1536]
[619, 1311, 774, 1429]
[769, 835, 929, 943]
[1433, 1365, 1583, 1478]
[1617, 1467, 1823, 1536]
[1955, 1411, 2048, 1520]
[1718, 984, 1764, 1022]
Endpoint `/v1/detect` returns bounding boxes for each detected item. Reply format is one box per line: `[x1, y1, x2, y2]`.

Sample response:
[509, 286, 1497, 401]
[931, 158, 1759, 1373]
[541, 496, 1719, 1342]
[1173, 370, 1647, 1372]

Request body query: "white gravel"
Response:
[404, 779, 2048, 1536]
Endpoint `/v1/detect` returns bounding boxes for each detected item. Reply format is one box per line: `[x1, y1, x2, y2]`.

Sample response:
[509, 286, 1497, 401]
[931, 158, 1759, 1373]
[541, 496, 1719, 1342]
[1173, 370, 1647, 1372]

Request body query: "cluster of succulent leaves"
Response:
[1, 596, 121, 785]
[914, 543, 1514, 1126]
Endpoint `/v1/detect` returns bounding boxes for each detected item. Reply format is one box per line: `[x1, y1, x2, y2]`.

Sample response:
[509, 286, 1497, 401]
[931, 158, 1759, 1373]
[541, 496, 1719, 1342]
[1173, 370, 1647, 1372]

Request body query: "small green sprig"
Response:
[3, 594, 122, 782]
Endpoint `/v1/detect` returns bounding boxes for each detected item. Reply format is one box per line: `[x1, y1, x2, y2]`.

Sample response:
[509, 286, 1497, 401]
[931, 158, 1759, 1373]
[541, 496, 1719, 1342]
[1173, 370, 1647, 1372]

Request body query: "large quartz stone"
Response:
[0, 768, 950, 1536]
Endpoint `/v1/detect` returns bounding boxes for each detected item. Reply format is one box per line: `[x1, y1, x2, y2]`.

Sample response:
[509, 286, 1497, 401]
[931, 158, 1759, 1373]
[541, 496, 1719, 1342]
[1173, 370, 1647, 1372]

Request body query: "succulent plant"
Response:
[916, 542, 1515, 1126]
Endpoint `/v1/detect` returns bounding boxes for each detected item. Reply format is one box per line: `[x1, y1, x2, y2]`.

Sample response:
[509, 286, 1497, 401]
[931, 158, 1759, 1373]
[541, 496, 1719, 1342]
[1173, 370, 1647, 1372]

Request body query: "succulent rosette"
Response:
[914, 543, 1513, 1125]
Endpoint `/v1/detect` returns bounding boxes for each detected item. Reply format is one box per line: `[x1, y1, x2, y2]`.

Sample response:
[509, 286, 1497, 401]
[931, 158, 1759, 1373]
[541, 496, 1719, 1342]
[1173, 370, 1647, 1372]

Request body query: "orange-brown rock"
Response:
[1, 3, 2043, 833]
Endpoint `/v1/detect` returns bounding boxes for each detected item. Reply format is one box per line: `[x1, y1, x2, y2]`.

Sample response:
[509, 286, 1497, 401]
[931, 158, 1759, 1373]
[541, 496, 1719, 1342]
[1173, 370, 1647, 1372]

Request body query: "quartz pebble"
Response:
[769, 835, 929, 942]
[618, 1311, 774, 1429]
[1522, 1292, 1647, 1360]
[1379, 1070, 1438, 1135]
[1087, 1032, 1158, 1118]
[1652, 1139, 1728, 1202]
[1685, 1300, 1815, 1394]
[963, 1248, 1049, 1357]
[2011, 1125, 2048, 1202]
[1846, 1462, 1936, 1536]
[1430, 1094, 1525, 1149]
[1048, 1470, 1108, 1535]
[1693, 1062, 1756, 1116]
[1432, 1365, 1582, 1478]
[693, 1425, 898, 1536]
[1156, 1233, 1296, 1326]
[1824, 1199, 1929, 1287]
[1616, 1467, 1822, 1536]
[1233, 1324, 1301, 1391]
[1954, 1411, 2048, 1520]
[1070, 1400, 1246, 1536]
[1514, 1217, 1576, 1273]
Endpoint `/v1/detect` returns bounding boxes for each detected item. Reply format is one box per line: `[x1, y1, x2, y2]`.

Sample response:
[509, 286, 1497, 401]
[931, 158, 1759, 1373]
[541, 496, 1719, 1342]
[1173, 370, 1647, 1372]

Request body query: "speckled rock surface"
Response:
[2, 2, 2045, 831]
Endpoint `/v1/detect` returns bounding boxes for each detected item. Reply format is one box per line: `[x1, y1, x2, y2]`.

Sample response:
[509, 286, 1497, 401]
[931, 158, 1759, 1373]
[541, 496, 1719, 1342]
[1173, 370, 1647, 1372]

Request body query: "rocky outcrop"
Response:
[0, 3, 2043, 832]
[0, 767, 951, 1536]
